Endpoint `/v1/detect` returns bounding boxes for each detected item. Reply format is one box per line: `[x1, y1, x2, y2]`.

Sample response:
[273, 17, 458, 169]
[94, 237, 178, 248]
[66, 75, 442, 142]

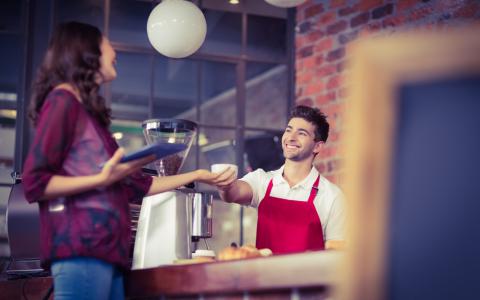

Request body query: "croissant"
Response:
[217, 244, 272, 261]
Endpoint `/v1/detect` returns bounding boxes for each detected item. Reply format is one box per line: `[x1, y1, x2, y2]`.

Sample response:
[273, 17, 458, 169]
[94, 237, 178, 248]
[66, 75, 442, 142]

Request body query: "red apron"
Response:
[256, 175, 325, 254]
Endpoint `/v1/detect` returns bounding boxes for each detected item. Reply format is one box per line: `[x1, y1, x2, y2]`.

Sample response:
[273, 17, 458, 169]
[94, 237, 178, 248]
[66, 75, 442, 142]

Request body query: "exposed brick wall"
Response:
[295, 0, 480, 184]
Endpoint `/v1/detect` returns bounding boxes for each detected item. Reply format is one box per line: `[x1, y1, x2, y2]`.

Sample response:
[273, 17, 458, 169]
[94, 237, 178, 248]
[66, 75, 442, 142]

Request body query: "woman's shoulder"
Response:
[34, 88, 86, 127]
[41, 87, 83, 114]
[47, 86, 80, 102]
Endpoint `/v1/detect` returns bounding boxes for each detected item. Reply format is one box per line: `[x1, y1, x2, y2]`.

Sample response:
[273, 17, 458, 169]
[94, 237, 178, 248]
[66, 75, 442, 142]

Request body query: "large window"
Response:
[111, 52, 151, 121]
[199, 9, 242, 56]
[0, 0, 293, 264]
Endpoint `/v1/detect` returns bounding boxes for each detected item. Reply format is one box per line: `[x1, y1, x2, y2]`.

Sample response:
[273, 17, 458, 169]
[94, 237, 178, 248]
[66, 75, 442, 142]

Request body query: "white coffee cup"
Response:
[211, 163, 238, 178]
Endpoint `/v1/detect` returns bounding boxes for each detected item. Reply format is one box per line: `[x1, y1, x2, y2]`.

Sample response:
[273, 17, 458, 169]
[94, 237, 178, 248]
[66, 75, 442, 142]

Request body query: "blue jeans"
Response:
[51, 257, 125, 300]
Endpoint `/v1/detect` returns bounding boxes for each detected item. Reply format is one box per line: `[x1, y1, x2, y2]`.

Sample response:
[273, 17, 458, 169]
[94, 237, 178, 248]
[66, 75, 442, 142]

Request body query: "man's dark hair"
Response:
[289, 105, 329, 142]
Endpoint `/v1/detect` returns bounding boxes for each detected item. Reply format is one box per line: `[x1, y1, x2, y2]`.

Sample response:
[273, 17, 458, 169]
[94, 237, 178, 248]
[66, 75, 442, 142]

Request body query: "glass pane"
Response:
[241, 129, 285, 247]
[200, 61, 236, 126]
[244, 0, 287, 18]
[195, 127, 236, 191]
[208, 199, 241, 253]
[0, 35, 21, 101]
[153, 56, 197, 119]
[202, 0, 286, 18]
[180, 142, 198, 174]
[246, 62, 287, 129]
[244, 129, 284, 174]
[198, 9, 241, 56]
[247, 14, 286, 61]
[56, 0, 103, 29]
[111, 52, 151, 121]
[194, 128, 241, 253]
[0, 186, 11, 257]
[0, 0, 22, 32]
[201, 0, 243, 14]
[110, 0, 151, 47]
[242, 206, 258, 247]
[110, 120, 145, 153]
[0, 118, 16, 184]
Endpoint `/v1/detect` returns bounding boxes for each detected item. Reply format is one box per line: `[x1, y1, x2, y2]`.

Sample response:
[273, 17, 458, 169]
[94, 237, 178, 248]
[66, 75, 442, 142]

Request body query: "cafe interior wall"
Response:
[294, 0, 480, 186]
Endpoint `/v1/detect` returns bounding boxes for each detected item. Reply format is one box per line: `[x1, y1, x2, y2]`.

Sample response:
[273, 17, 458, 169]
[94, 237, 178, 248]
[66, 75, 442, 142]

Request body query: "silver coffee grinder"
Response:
[132, 119, 213, 269]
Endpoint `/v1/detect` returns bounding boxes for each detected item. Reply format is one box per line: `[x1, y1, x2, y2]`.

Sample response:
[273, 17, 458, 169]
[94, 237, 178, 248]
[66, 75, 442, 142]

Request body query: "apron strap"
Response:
[307, 175, 320, 204]
[266, 175, 319, 204]
[265, 179, 274, 198]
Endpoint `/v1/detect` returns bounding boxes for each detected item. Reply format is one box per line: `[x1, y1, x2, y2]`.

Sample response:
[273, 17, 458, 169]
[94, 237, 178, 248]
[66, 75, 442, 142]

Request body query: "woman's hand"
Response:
[98, 148, 155, 187]
[195, 167, 237, 188]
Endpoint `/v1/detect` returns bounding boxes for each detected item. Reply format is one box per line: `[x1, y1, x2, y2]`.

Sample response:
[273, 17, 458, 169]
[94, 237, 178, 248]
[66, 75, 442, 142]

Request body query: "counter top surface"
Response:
[126, 250, 344, 297]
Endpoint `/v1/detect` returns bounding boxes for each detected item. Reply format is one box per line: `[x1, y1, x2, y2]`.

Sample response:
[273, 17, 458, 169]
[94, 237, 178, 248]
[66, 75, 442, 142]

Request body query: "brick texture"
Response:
[350, 12, 370, 27]
[295, 0, 480, 184]
[372, 3, 394, 19]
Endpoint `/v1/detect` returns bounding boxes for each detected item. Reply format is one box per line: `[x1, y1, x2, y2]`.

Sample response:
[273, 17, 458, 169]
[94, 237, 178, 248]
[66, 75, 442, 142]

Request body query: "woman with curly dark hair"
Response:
[22, 21, 231, 299]
[29, 22, 112, 127]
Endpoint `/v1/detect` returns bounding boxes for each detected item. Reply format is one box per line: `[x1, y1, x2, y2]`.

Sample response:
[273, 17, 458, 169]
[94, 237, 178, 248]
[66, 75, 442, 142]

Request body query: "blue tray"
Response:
[119, 143, 187, 163]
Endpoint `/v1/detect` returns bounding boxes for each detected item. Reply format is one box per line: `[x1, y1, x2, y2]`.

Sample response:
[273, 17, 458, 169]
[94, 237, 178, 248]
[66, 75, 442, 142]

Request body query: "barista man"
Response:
[215, 105, 346, 253]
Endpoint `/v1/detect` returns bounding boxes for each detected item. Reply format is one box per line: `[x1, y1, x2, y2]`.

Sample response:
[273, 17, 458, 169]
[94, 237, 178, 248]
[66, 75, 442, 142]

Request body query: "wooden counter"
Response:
[126, 250, 343, 299]
[0, 251, 343, 299]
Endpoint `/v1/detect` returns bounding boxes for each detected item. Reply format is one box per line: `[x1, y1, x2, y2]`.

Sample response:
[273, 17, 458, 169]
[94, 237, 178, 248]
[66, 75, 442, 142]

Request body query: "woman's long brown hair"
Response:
[29, 21, 111, 127]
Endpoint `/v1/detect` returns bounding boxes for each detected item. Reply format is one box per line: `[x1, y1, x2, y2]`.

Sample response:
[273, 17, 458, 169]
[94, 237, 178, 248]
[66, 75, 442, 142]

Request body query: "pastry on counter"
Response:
[218, 244, 272, 261]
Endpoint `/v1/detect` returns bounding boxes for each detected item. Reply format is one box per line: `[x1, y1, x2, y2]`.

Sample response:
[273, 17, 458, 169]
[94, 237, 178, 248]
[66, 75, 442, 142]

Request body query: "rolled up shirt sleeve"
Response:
[239, 169, 268, 208]
[324, 190, 346, 241]
[22, 91, 80, 203]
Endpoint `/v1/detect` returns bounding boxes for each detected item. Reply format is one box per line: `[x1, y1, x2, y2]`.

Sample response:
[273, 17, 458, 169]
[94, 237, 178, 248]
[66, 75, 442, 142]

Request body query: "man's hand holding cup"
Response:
[211, 164, 238, 190]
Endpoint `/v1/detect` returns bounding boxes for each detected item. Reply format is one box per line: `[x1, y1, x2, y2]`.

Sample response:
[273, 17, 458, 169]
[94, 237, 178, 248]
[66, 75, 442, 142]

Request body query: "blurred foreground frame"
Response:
[340, 27, 480, 300]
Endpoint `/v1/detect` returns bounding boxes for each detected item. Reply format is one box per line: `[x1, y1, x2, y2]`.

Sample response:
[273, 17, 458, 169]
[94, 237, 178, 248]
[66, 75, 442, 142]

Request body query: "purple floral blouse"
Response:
[22, 89, 152, 270]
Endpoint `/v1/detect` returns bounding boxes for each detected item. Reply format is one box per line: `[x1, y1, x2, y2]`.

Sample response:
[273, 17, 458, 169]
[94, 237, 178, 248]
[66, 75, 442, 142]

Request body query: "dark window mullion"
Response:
[149, 54, 154, 119]
[286, 8, 296, 116]
[237, 10, 249, 246]
[195, 61, 202, 169]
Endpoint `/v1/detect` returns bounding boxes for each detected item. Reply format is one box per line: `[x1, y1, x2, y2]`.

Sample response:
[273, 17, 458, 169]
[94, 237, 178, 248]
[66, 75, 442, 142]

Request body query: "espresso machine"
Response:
[132, 119, 213, 269]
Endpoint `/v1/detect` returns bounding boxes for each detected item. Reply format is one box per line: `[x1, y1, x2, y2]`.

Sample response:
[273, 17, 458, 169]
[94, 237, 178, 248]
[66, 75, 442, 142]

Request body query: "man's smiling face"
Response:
[282, 117, 322, 162]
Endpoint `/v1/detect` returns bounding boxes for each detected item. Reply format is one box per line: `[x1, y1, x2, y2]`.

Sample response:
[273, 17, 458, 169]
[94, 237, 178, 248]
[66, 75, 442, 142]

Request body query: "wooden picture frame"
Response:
[340, 27, 480, 300]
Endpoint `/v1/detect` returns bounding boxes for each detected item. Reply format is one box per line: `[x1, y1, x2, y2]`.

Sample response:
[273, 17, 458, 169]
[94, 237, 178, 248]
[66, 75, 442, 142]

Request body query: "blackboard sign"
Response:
[389, 75, 480, 299]
[341, 28, 480, 300]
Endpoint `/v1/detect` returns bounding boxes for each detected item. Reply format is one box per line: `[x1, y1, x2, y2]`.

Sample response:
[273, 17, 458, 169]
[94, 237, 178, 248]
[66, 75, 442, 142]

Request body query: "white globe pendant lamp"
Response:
[147, 0, 207, 58]
[264, 0, 307, 8]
